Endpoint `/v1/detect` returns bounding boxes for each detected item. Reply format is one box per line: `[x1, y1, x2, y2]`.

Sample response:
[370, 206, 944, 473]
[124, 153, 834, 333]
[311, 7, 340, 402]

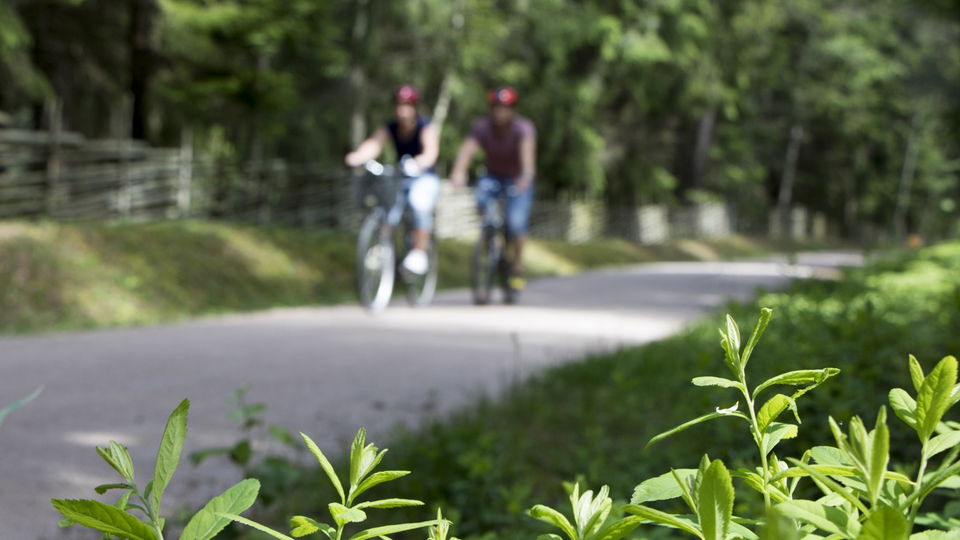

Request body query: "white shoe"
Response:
[402, 249, 429, 274]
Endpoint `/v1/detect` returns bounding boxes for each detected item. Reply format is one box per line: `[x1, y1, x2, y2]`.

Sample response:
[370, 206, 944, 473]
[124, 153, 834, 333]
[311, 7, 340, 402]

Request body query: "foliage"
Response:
[51, 399, 261, 540]
[2, 1, 957, 238]
[221, 428, 445, 540]
[249, 241, 959, 540]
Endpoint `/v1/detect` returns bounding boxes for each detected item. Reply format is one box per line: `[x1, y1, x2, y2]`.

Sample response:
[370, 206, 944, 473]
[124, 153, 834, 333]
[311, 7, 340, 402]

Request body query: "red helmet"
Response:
[394, 84, 420, 105]
[486, 86, 518, 106]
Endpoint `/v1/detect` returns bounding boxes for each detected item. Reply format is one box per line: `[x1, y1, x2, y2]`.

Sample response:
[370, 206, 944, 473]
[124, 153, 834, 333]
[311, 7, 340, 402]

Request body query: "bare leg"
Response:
[413, 228, 430, 251]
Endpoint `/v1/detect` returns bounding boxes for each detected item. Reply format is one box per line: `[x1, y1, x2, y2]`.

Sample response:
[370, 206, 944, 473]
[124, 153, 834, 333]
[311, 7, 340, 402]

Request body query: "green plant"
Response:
[528, 482, 643, 540]
[530, 309, 960, 539]
[51, 399, 261, 540]
[221, 428, 445, 539]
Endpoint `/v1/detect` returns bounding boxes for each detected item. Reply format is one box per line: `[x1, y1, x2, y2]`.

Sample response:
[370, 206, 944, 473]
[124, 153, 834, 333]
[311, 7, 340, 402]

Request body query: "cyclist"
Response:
[450, 86, 537, 291]
[345, 84, 440, 275]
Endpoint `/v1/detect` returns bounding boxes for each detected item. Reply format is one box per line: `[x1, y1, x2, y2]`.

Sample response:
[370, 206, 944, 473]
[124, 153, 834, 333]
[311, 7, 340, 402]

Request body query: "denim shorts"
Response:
[475, 175, 534, 237]
[388, 173, 440, 230]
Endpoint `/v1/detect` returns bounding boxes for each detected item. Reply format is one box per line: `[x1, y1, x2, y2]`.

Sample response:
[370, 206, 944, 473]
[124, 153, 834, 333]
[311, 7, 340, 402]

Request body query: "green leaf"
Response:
[301, 432, 345, 503]
[0, 386, 41, 428]
[346, 519, 444, 540]
[354, 498, 423, 509]
[786, 458, 868, 514]
[740, 307, 772, 368]
[757, 394, 796, 433]
[349, 428, 367, 487]
[761, 507, 802, 540]
[645, 409, 748, 449]
[623, 504, 703, 538]
[909, 355, 925, 393]
[329, 503, 367, 526]
[725, 314, 742, 366]
[691, 377, 743, 390]
[219, 513, 294, 540]
[924, 430, 960, 459]
[631, 469, 698, 504]
[698, 460, 734, 540]
[151, 399, 189, 517]
[537, 535, 564, 540]
[528, 505, 577, 539]
[179, 478, 260, 540]
[594, 516, 644, 540]
[51, 499, 158, 540]
[752, 368, 841, 399]
[351, 470, 410, 501]
[916, 357, 958, 441]
[289, 516, 334, 539]
[889, 389, 919, 430]
[866, 408, 891, 505]
[857, 505, 908, 540]
[97, 442, 136, 484]
[761, 422, 798, 455]
[94, 483, 133, 495]
[774, 500, 860, 538]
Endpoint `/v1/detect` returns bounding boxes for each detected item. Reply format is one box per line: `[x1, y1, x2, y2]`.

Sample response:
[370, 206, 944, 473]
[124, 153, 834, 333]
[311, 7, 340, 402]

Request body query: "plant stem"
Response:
[740, 369, 773, 512]
[907, 451, 930, 527]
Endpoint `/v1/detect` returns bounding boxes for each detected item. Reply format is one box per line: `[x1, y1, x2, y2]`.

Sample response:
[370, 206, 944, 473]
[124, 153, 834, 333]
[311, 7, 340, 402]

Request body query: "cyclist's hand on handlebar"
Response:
[345, 152, 361, 168]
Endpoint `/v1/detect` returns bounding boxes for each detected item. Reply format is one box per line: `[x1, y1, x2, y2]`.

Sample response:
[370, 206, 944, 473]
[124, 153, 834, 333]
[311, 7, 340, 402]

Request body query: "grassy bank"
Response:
[0, 220, 814, 335]
[251, 241, 960, 539]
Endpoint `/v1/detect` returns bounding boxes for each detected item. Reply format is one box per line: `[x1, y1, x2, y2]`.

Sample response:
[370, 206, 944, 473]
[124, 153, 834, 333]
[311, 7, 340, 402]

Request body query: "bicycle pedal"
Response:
[508, 275, 526, 291]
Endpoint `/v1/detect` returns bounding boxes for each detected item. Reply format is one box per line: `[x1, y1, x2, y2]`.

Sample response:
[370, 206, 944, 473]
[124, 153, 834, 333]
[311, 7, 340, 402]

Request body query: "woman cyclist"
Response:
[345, 85, 440, 275]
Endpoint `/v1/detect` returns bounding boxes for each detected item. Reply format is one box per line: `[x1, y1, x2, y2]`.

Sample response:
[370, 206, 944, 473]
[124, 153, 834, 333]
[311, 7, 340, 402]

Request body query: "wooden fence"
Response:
[0, 129, 829, 242]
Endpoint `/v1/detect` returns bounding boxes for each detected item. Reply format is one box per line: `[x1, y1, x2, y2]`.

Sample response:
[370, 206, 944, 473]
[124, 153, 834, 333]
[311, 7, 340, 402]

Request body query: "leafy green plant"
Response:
[221, 428, 445, 540]
[51, 399, 261, 540]
[530, 309, 960, 539]
[528, 482, 643, 540]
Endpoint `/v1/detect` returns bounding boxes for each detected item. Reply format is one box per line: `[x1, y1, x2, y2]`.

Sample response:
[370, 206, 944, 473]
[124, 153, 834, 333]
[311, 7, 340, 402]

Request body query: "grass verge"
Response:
[253, 241, 960, 539]
[0, 220, 822, 335]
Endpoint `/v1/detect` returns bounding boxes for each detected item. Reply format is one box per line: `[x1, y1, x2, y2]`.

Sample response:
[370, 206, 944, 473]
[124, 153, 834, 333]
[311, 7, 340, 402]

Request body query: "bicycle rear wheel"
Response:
[356, 210, 395, 312]
[403, 232, 439, 307]
[470, 229, 499, 305]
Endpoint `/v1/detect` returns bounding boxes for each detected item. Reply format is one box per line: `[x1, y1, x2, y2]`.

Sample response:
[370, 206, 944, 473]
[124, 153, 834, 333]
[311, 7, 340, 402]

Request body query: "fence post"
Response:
[177, 128, 193, 218]
[44, 98, 64, 216]
[117, 139, 132, 218]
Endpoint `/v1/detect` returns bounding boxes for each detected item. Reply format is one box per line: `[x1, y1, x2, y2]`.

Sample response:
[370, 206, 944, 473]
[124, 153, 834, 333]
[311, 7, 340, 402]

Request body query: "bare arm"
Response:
[415, 123, 440, 170]
[516, 133, 536, 192]
[450, 136, 480, 187]
[345, 126, 388, 167]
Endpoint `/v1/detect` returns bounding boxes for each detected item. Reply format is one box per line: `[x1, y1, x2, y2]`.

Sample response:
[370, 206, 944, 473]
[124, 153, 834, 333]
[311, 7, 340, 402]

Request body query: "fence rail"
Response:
[0, 129, 830, 242]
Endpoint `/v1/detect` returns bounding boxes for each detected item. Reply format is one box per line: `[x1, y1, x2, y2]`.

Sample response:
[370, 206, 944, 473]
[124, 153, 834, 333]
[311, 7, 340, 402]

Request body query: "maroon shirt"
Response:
[469, 115, 536, 179]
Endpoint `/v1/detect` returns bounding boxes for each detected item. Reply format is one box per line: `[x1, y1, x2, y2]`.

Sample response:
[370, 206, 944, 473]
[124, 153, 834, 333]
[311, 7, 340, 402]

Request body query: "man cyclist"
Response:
[450, 86, 537, 292]
[345, 84, 440, 275]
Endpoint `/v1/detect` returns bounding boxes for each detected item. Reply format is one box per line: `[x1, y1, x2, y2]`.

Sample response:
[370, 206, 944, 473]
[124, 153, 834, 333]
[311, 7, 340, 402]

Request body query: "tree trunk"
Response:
[893, 115, 921, 240]
[690, 108, 717, 189]
[129, 0, 157, 140]
[349, 0, 370, 148]
[431, 71, 455, 139]
[777, 124, 804, 237]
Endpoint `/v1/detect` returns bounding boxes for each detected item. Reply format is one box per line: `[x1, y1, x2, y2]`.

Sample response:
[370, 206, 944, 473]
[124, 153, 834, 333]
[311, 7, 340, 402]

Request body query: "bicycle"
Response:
[355, 159, 439, 312]
[470, 194, 520, 305]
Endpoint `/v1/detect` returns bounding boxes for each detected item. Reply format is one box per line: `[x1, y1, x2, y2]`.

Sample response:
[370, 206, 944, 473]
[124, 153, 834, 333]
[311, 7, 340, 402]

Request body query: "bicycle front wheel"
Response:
[404, 232, 439, 307]
[470, 229, 499, 305]
[356, 210, 395, 312]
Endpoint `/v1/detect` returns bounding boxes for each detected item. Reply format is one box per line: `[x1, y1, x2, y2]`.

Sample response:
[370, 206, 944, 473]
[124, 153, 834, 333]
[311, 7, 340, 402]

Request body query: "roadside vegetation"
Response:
[233, 241, 960, 539]
[0, 220, 821, 335]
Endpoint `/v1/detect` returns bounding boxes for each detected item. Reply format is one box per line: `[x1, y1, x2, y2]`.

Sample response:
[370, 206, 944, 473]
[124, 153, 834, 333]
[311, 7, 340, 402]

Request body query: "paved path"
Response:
[0, 252, 862, 539]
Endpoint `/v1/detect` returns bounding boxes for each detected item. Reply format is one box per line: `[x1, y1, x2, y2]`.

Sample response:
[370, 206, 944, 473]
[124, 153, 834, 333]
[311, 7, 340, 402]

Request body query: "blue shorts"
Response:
[388, 173, 440, 230]
[475, 175, 534, 237]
